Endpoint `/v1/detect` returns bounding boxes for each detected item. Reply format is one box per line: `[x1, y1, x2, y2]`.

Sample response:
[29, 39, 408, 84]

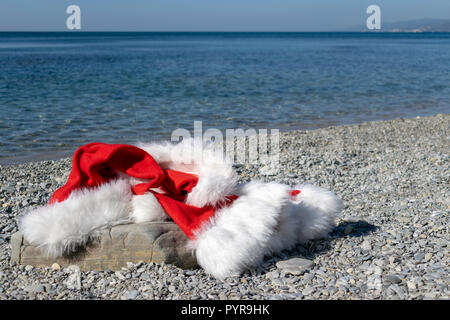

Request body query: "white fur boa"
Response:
[19, 138, 343, 279]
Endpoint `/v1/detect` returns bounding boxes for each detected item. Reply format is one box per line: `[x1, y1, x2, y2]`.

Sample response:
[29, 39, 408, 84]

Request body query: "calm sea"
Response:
[0, 32, 449, 164]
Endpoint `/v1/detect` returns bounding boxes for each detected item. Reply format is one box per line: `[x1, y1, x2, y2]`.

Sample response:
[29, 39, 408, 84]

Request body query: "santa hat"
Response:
[19, 138, 342, 279]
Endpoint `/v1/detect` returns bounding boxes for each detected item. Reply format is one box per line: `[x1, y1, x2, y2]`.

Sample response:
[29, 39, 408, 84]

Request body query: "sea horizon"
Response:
[2, 31, 450, 33]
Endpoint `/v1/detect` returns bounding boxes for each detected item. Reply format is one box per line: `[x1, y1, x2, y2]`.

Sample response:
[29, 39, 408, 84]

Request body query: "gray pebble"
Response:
[414, 252, 425, 261]
[126, 290, 139, 300]
[24, 284, 46, 293]
[276, 258, 314, 276]
[384, 275, 402, 285]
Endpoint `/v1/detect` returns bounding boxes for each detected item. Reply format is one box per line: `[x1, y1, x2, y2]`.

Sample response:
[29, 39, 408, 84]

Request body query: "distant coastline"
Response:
[348, 18, 450, 32]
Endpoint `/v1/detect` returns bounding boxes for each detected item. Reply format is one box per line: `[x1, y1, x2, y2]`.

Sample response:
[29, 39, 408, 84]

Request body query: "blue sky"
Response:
[0, 0, 449, 31]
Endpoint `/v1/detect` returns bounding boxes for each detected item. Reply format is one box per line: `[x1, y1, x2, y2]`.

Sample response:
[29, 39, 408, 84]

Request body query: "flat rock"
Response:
[276, 257, 314, 275]
[10, 222, 198, 271]
[384, 274, 402, 284]
[24, 284, 46, 293]
[125, 290, 139, 300]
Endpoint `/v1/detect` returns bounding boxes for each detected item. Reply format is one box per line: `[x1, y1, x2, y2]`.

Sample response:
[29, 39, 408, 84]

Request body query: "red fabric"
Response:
[49, 142, 235, 239]
[290, 189, 301, 200]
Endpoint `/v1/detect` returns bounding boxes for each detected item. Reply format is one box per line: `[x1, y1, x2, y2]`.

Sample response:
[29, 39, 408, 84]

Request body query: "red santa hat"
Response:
[20, 138, 343, 279]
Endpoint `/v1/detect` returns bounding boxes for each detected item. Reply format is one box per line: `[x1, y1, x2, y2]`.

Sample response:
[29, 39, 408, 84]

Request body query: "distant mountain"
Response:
[348, 18, 450, 32]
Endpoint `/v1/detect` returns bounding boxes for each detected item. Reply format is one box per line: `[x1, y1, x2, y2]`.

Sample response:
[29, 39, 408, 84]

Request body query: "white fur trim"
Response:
[19, 179, 133, 257]
[289, 183, 342, 243]
[188, 182, 342, 279]
[131, 192, 168, 223]
[137, 138, 237, 208]
[188, 181, 289, 280]
[185, 148, 237, 208]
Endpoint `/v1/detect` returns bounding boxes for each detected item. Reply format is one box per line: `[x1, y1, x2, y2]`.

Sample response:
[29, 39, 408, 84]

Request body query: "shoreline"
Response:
[0, 113, 448, 300]
[1, 113, 447, 166]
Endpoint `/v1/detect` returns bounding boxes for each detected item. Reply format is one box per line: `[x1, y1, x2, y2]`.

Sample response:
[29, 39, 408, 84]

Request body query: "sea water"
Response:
[0, 32, 449, 163]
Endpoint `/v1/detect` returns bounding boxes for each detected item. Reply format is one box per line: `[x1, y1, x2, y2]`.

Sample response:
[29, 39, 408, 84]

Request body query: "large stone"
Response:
[10, 222, 198, 271]
[276, 257, 314, 275]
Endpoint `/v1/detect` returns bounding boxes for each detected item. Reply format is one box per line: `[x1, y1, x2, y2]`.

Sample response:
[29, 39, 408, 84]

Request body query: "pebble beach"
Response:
[0, 114, 448, 300]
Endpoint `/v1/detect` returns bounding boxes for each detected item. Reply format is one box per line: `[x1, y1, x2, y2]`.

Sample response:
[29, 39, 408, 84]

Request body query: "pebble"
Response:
[343, 225, 353, 235]
[115, 271, 126, 280]
[126, 290, 139, 300]
[51, 263, 61, 270]
[388, 284, 406, 299]
[184, 270, 196, 276]
[367, 274, 382, 290]
[414, 252, 425, 261]
[218, 292, 228, 300]
[276, 258, 314, 275]
[407, 281, 417, 290]
[384, 275, 402, 284]
[361, 240, 372, 251]
[268, 294, 286, 300]
[63, 265, 81, 290]
[266, 270, 280, 279]
[24, 284, 45, 293]
[302, 287, 315, 295]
